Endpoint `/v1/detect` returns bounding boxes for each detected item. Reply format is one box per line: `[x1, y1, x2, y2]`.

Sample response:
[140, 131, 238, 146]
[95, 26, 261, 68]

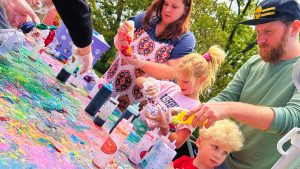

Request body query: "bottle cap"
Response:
[127, 103, 140, 116]
[109, 94, 119, 105]
[160, 132, 171, 144]
[169, 140, 177, 149]
[103, 82, 114, 92]
[150, 127, 160, 138]
[121, 116, 134, 133]
[146, 127, 160, 141]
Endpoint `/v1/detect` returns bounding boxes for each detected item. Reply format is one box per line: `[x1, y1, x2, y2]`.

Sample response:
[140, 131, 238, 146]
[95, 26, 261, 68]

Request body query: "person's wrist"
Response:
[161, 125, 170, 135]
[76, 45, 91, 57]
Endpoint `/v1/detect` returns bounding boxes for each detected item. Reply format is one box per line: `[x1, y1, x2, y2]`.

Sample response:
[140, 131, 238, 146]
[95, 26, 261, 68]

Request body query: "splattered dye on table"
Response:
[0, 49, 118, 169]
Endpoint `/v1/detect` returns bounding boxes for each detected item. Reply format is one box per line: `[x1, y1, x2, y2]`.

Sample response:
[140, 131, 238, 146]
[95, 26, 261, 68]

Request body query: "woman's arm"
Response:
[140, 58, 181, 80]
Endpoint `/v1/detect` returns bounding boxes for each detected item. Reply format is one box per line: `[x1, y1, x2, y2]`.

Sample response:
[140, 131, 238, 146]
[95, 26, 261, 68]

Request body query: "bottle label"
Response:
[100, 137, 117, 154]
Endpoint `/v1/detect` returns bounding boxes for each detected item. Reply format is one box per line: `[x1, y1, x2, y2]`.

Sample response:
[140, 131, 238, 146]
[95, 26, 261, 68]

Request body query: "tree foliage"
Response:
[88, 0, 260, 101]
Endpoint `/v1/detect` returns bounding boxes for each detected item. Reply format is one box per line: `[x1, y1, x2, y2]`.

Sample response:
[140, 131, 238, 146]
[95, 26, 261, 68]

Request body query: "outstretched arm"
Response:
[52, 0, 93, 74]
[1, 0, 40, 28]
[187, 102, 275, 130]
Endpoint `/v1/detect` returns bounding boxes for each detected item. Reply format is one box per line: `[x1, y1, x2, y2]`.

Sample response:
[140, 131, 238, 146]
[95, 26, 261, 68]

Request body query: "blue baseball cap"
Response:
[240, 0, 300, 25]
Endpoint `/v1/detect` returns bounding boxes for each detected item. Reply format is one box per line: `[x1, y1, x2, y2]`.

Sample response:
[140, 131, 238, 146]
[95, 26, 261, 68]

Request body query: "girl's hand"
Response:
[142, 78, 160, 100]
[146, 108, 169, 129]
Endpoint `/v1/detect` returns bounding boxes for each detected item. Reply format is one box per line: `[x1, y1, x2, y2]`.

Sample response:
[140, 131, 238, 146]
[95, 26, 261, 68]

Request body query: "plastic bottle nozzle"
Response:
[127, 115, 134, 123]
[133, 102, 140, 110]
[164, 132, 171, 139]
[104, 82, 113, 91]
[153, 127, 160, 135]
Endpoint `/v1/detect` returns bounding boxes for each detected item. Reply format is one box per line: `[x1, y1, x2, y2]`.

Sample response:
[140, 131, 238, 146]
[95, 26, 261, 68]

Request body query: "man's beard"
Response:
[259, 30, 288, 63]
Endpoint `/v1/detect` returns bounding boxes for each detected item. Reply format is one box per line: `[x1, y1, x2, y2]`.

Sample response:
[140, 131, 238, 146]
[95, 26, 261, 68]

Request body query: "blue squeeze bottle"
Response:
[85, 83, 113, 116]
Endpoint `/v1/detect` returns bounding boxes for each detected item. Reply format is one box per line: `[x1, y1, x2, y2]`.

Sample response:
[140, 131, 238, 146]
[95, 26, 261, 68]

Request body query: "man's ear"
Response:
[290, 20, 300, 37]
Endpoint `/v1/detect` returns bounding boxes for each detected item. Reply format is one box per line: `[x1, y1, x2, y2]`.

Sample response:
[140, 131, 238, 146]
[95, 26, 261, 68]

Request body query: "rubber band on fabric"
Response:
[36, 23, 49, 30]
[20, 21, 36, 34]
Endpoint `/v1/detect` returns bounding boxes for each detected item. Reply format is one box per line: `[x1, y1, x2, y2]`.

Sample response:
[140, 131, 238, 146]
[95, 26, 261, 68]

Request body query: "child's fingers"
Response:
[169, 107, 185, 116]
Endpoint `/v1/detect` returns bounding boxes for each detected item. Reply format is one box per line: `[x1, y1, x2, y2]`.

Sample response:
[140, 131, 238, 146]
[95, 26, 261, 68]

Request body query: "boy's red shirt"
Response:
[173, 155, 198, 169]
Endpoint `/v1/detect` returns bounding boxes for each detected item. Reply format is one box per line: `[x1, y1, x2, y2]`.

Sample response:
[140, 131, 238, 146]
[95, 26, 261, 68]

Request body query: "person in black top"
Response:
[1, 0, 93, 74]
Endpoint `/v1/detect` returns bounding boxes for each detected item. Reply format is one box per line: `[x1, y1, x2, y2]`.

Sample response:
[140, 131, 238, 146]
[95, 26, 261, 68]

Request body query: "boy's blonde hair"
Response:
[199, 119, 244, 152]
[176, 45, 225, 94]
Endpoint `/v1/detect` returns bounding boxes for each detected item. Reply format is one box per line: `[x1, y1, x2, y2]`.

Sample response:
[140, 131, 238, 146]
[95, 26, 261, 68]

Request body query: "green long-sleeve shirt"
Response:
[210, 55, 300, 169]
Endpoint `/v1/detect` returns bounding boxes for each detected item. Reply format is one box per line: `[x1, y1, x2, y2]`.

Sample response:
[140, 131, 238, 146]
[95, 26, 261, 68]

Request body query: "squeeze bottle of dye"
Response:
[128, 128, 160, 165]
[132, 116, 149, 138]
[271, 127, 300, 169]
[140, 136, 177, 169]
[56, 54, 82, 83]
[93, 95, 120, 127]
[171, 110, 208, 127]
[92, 116, 133, 169]
[109, 103, 140, 133]
[85, 83, 113, 116]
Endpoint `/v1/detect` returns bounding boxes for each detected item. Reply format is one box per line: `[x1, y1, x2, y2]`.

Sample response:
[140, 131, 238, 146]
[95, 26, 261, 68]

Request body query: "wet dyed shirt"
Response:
[210, 55, 300, 169]
[102, 12, 196, 111]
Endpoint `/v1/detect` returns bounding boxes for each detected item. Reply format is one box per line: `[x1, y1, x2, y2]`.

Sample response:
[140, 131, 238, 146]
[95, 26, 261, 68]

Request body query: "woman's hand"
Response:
[117, 20, 134, 42]
[121, 53, 146, 68]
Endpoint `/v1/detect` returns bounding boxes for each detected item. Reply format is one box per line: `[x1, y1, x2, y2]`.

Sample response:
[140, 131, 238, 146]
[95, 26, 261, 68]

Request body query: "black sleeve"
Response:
[52, 0, 93, 48]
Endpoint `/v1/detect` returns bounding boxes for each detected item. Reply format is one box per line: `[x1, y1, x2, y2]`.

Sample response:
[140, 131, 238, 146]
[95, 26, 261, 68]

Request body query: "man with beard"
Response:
[183, 0, 300, 168]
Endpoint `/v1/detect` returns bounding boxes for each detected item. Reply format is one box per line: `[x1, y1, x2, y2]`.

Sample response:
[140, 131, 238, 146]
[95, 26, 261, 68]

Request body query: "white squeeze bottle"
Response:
[92, 116, 133, 168]
[141, 133, 177, 169]
[271, 128, 300, 169]
[128, 128, 160, 165]
[93, 95, 120, 127]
